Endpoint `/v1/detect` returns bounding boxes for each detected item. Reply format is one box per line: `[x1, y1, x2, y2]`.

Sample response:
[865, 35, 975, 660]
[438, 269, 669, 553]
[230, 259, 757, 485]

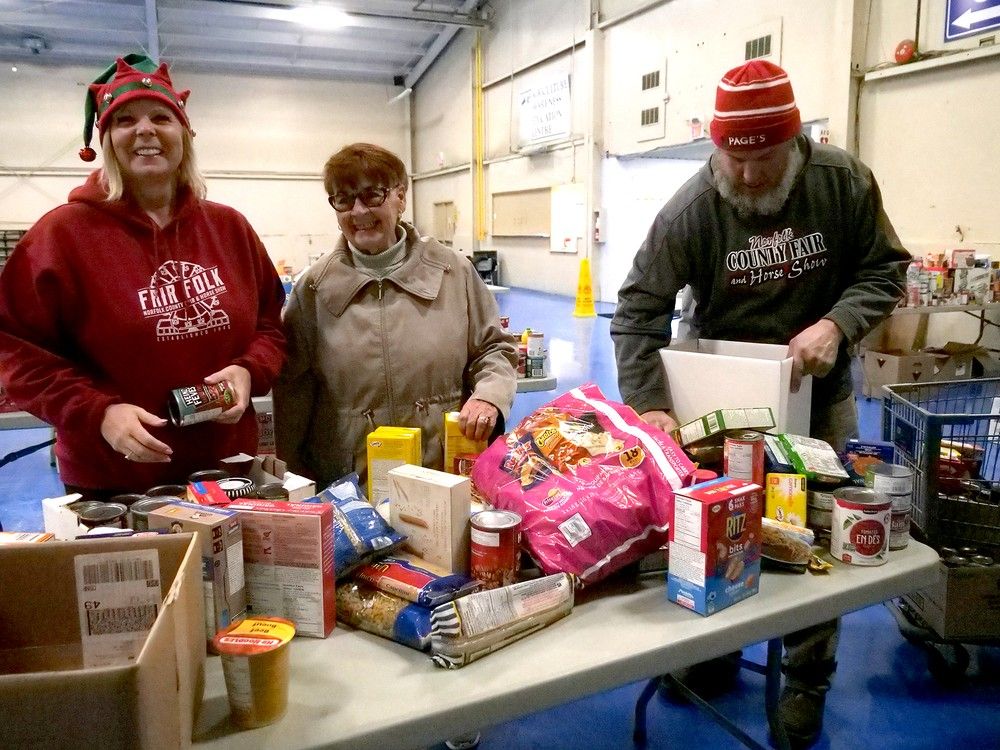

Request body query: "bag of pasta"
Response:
[471, 383, 694, 584]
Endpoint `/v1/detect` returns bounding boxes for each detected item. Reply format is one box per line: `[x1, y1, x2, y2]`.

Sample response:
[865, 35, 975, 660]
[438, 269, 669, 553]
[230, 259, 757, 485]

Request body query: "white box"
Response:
[660, 339, 812, 435]
[388, 464, 471, 573]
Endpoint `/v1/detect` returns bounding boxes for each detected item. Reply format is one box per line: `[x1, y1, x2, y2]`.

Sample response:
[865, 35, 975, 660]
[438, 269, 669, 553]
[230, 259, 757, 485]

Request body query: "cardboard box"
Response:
[925, 342, 980, 381]
[903, 561, 1000, 639]
[667, 477, 763, 616]
[660, 339, 812, 434]
[389, 464, 471, 573]
[0, 534, 204, 749]
[862, 349, 936, 398]
[220, 453, 316, 502]
[147, 502, 247, 643]
[42, 494, 87, 540]
[225, 499, 336, 637]
[367, 426, 422, 503]
[673, 407, 775, 448]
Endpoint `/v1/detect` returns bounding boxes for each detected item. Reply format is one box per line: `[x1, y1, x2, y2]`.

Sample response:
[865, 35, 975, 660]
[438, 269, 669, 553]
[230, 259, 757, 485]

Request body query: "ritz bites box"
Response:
[225, 499, 336, 637]
[147, 502, 247, 645]
[0, 534, 204, 749]
[667, 477, 763, 616]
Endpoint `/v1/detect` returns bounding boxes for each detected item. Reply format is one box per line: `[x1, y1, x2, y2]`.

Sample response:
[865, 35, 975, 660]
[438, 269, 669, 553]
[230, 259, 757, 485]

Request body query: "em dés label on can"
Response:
[168, 381, 235, 427]
[830, 487, 891, 566]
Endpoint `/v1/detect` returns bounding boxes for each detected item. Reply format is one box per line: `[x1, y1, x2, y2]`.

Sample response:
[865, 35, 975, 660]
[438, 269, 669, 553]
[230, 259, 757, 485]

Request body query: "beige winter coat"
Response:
[274, 222, 517, 491]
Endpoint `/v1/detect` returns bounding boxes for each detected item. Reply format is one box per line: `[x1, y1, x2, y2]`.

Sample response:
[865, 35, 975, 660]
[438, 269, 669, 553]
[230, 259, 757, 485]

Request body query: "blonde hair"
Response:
[99, 128, 206, 202]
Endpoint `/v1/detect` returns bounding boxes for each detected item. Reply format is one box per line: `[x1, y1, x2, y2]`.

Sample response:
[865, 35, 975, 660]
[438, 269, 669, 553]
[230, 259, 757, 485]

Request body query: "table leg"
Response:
[765, 637, 791, 750]
[632, 677, 658, 746]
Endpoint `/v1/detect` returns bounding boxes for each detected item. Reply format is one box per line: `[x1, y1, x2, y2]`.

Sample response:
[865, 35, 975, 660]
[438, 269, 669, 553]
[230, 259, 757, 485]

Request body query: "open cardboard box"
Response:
[660, 339, 812, 435]
[0, 534, 205, 749]
[221, 453, 316, 502]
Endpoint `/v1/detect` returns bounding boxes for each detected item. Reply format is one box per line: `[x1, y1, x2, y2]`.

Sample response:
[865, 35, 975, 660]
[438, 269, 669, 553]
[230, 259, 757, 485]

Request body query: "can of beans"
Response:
[470, 509, 522, 589]
[146, 483, 189, 499]
[77, 502, 129, 530]
[168, 381, 236, 426]
[831, 487, 891, 565]
[188, 469, 231, 484]
[526, 331, 545, 357]
[723, 431, 765, 488]
[255, 482, 289, 501]
[499, 315, 510, 331]
[516, 343, 527, 378]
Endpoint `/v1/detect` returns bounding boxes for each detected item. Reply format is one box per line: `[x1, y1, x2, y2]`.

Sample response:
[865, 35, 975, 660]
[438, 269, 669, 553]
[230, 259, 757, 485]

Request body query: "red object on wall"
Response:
[895, 39, 916, 64]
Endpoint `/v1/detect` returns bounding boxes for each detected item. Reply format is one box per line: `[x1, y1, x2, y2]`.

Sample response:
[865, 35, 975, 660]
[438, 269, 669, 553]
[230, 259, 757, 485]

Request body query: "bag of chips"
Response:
[471, 384, 694, 584]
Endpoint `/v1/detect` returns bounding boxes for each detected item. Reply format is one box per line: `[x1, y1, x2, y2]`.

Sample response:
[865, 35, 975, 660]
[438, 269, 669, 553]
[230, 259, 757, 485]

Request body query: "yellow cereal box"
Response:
[367, 426, 422, 504]
[443, 411, 488, 476]
[765, 473, 807, 527]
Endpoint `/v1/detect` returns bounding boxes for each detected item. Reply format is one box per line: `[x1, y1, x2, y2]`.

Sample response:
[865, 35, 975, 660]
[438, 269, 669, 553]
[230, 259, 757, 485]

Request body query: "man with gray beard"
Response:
[611, 60, 910, 748]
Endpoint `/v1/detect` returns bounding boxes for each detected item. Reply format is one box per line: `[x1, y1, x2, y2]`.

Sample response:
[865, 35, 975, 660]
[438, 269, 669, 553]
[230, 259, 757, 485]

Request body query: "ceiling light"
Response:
[288, 4, 351, 30]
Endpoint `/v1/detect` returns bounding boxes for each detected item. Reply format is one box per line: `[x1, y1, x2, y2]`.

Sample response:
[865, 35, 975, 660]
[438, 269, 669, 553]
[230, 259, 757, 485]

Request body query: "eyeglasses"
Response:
[327, 185, 394, 212]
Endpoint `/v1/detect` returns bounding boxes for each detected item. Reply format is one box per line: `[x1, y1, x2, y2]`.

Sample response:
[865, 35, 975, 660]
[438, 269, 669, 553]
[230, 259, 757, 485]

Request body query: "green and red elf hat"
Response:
[79, 53, 191, 162]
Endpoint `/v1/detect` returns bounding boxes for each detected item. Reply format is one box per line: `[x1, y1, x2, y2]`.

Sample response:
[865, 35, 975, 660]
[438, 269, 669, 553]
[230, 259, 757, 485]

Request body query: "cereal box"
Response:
[225, 499, 336, 638]
[765, 473, 807, 526]
[667, 477, 763, 616]
[367, 426, 422, 504]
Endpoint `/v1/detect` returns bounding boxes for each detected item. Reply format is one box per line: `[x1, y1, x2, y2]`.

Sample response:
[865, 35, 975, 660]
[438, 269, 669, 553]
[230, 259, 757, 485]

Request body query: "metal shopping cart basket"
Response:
[880, 377, 1000, 681]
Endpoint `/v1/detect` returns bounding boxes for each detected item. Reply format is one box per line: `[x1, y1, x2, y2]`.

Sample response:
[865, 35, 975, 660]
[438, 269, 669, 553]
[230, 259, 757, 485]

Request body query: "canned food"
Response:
[67, 500, 106, 516]
[77, 502, 129, 530]
[516, 344, 527, 378]
[254, 482, 289, 501]
[168, 381, 236, 427]
[146, 483, 189, 498]
[470, 510, 521, 589]
[938, 546, 958, 558]
[526, 355, 546, 378]
[943, 555, 969, 568]
[129, 497, 175, 531]
[109, 493, 147, 510]
[188, 469, 231, 484]
[889, 505, 911, 550]
[969, 554, 995, 567]
[723, 431, 765, 488]
[499, 315, 510, 331]
[686, 468, 719, 487]
[830, 487, 891, 566]
[217, 477, 255, 499]
[864, 463, 914, 496]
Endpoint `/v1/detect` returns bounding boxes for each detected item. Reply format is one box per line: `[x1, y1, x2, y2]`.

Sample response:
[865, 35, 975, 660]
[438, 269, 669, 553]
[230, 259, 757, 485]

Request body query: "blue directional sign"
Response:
[946, 0, 1000, 41]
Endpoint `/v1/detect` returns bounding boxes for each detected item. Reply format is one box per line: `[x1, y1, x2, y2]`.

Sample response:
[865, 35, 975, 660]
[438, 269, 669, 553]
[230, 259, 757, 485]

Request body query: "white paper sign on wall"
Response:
[518, 74, 571, 146]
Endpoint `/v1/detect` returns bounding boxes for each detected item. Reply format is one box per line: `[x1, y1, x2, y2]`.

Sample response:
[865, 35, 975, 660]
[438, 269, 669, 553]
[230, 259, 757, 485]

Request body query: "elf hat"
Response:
[709, 60, 800, 152]
[79, 53, 190, 162]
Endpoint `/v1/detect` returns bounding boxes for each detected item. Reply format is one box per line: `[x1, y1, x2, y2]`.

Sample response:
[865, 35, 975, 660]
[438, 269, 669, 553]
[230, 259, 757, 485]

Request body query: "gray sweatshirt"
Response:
[611, 135, 911, 416]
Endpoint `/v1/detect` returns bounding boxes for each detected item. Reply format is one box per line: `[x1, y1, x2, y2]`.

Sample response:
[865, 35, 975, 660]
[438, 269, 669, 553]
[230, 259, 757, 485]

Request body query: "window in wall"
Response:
[640, 107, 660, 126]
[641, 70, 660, 91]
[432, 201, 456, 246]
[0, 230, 25, 274]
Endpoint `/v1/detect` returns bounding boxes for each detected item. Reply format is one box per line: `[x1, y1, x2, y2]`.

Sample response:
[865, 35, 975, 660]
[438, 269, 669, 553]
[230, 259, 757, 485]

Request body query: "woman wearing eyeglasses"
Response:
[274, 142, 517, 494]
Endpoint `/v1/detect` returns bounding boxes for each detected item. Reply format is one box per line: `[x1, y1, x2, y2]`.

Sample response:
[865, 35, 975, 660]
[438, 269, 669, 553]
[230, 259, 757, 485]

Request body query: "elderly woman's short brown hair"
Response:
[323, 143, 408, 195]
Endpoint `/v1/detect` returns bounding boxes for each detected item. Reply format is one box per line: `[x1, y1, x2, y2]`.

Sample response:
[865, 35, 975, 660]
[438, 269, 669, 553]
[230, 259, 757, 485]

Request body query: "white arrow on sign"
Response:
[953, 3, 1000, 30]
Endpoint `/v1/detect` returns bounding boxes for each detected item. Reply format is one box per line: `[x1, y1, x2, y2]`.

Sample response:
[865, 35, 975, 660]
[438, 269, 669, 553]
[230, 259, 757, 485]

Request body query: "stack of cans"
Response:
[864, 464, 913, 550]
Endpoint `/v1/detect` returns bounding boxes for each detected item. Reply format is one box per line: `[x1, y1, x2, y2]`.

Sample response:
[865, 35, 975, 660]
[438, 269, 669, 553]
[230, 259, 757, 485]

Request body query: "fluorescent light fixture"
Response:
[288, 4, 351, 30]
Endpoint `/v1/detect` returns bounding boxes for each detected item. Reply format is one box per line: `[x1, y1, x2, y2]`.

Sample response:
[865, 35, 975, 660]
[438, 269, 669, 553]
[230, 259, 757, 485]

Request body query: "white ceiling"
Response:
[0, 0, 490, 87]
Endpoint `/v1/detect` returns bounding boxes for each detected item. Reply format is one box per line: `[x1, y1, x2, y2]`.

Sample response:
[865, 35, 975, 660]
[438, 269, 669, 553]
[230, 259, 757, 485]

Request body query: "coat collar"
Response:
[315, 221, 454, 317]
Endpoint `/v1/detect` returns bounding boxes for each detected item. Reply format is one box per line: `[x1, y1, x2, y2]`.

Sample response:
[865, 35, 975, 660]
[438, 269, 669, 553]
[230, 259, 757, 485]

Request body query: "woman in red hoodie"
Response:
[0, 54, 286, 500]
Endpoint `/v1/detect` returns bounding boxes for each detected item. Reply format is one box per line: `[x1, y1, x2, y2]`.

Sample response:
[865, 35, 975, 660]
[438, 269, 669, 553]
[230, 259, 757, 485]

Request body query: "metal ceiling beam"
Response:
[214, 0, 488, 28]
[145, 0, 160, 60]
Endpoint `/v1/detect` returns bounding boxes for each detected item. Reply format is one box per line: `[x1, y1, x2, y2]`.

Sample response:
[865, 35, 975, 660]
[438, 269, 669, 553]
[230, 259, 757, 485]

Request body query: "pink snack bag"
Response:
[471, 384, 695, 584]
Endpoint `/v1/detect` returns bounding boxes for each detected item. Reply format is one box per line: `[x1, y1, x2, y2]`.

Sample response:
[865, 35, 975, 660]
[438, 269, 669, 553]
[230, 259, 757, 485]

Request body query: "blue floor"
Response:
[2, 288, 998, 749]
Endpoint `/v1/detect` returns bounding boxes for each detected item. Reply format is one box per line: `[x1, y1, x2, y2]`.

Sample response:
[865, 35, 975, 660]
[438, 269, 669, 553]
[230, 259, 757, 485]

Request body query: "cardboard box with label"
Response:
[225, 499, 336, 637]
[147, 501, 247, 644]
[903, 561, 1000, 639]
[0, 534, 204, 749]
[660, 339, 812, 435]
[389, 464, 471, 573]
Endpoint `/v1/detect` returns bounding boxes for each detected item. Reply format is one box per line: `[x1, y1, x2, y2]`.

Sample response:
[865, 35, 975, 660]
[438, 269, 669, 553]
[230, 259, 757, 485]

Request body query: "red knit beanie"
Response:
[709, 60, 800, 151]
[79, 53, 190, 162]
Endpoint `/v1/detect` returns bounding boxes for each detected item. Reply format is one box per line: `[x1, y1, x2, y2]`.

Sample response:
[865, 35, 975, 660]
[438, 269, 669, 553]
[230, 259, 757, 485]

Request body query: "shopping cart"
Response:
[880, 377, 1000, 682]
